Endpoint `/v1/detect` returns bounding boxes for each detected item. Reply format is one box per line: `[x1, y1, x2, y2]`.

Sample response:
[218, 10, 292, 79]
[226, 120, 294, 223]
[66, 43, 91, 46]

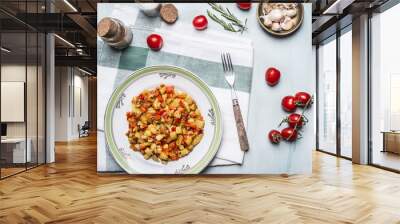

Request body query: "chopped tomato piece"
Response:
[165, 85, 174, 94]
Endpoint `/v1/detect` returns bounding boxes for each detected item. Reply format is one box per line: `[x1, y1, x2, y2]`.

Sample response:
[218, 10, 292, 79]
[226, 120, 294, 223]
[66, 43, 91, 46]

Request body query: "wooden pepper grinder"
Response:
[97, 17, 133, 50]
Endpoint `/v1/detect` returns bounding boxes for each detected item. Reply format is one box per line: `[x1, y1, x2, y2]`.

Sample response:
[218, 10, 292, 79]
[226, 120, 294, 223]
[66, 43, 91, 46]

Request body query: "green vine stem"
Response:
[283, 96, 314, 141]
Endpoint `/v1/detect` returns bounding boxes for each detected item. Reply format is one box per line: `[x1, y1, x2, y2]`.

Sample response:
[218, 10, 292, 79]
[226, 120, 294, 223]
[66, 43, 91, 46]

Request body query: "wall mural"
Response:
[97, 3, 315, 174]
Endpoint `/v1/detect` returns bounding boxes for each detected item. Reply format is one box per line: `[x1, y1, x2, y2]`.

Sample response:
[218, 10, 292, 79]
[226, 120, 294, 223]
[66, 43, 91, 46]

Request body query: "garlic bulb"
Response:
[261, 15, 273, 28]
[292, 16, 299, 25]
[285, 9, 297, 18]
[269, 9, 284, 22]
[280, 17, 294, 31]
[271, 22, 281, 31]
[262, 4, 273, 14]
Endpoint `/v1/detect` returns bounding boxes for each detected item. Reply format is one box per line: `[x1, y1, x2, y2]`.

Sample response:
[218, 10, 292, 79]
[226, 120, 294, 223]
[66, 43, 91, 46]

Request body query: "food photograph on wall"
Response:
[97, 2, 315, 174]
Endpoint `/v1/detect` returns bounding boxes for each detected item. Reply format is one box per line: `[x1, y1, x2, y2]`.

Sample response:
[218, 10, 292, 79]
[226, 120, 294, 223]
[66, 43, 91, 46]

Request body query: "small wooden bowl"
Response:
[257, 3, 304, 37]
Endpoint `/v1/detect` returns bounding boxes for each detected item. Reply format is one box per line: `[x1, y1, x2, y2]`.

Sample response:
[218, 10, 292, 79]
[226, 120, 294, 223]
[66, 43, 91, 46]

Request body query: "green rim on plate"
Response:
[104, 65, 223, 174]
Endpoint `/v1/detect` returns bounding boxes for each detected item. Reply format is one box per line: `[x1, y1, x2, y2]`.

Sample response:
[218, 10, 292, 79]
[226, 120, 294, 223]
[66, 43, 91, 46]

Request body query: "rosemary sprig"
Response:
[207, 10, 237, 32]
[207, 3, 247, 33]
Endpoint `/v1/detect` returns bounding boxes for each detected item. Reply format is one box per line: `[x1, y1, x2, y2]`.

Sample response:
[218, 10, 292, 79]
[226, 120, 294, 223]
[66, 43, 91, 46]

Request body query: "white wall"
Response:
[1, 65, 38, 137]
[54, 66, 89, 141]
[1, 63, 46, 164]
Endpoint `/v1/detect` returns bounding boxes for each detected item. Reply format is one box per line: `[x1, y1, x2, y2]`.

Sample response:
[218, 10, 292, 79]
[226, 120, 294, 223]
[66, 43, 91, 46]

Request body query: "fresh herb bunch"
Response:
[207, 3, 248, 33]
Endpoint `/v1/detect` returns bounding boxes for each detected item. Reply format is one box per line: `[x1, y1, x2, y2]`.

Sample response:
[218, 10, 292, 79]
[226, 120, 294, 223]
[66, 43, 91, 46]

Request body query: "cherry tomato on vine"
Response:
[281, 127, 298, 142]
[294, 92, 313, 107]
[268, 130, 282, 144]
[281, 96, 297, 112]
[286, 113, 305, 128]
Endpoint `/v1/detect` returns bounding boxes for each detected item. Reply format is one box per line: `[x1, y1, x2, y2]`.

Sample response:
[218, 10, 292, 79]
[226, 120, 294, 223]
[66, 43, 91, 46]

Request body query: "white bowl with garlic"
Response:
[257, 3, 303, 37]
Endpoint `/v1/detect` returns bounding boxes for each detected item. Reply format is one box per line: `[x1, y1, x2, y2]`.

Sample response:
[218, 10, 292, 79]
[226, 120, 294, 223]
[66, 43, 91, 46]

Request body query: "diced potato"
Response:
[192, 134, 203, 146]
[173, 110, 181, 118]
[149, 125, 158, 134]
[153, 99, 161, 109]
[169, 132, 177, 140]
[176, 126, 182, 134]
[132, 106, 142, 116]
[184, 135, 193, 145]
[195, 120, 205, 129]
[144, 147, 153, 155]
[140, 116, 148, 124]
[155, 134, 165, 141]
[144, 153, 151, 160]
[185, 102, 191, 112]
[179, 149, 189, 157]
[148, 107, 156, 114]
[159, 85, 166, 94]
[159, 153, 168, 160]
[184, 95, 193, 104]
[176, 135, 183, 146]
[169, 99, 180, 109]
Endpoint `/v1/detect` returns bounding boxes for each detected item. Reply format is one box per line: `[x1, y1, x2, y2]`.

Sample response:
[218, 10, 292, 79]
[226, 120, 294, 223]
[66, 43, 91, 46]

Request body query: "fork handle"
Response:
[232, 99, 249, 151]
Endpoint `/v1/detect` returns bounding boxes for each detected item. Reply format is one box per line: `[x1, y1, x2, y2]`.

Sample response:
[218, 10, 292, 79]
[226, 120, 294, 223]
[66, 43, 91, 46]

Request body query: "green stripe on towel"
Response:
[145, 51, 252, 93]
[118, 46, 149, 71]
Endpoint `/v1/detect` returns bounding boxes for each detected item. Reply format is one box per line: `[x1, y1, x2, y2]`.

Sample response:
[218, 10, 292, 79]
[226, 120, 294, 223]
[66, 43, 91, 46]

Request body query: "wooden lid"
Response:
[160, 4, 178, 24]
[98, 17, 118, 38]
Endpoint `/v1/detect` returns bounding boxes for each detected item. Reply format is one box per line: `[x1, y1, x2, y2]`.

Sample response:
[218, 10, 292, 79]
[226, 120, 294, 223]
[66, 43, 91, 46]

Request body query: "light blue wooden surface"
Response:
[193, 3, 315, 174]
[98, 3, 314, 174]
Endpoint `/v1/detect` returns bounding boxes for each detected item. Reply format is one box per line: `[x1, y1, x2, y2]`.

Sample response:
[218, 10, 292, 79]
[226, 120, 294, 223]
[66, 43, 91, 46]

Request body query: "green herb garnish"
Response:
[207, 3, 247, 33]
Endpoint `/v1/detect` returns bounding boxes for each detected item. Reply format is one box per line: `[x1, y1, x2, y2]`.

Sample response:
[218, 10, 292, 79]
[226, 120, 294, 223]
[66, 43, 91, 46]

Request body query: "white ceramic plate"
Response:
[104, 65, 223, 174]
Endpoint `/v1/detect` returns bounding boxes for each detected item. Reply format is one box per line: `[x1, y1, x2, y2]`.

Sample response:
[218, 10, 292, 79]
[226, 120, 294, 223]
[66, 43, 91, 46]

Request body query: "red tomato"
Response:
[281, 127, 298, 142]
[281, 96, 296, 112]
[192, 15, 208, 30]
[286, 113, 305, 128]
[147, 34, 163, 51]
[268, 130, 282, 144]
[265, 67, 281, 86]
[237, 2, 252, 10]
[165, 85, 174, 94]
[294, 92, 313, 107]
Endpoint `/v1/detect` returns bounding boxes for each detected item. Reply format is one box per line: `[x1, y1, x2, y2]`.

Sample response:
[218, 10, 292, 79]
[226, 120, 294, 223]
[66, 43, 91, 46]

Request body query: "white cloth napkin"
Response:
[156, 23, 253, 166]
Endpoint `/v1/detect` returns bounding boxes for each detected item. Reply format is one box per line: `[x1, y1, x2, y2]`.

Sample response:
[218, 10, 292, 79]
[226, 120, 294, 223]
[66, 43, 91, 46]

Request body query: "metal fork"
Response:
[221, 53, 249, 152]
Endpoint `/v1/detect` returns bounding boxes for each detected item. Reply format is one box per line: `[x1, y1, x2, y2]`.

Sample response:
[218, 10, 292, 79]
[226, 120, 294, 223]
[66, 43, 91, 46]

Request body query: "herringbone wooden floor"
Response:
[1, 135, 400, 224]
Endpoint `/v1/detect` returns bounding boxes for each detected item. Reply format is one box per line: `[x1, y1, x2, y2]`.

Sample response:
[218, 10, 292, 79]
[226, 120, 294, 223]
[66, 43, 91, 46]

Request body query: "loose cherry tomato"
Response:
[281, 127, 298, 142]
[237, 2, 252, 10]
[286, 113, 305, 128]
[147, 34, 163, 51]
[265, 67, 281, 86]
[294, 92, 313, 107]
[268, 130, 282, 144]
[192, 15, 208, 30]
[281, 96, 297, 112]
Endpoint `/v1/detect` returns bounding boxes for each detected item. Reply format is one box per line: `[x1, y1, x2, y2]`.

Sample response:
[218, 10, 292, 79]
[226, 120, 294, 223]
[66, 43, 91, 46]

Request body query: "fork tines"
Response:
[221, 53, 234, 72]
